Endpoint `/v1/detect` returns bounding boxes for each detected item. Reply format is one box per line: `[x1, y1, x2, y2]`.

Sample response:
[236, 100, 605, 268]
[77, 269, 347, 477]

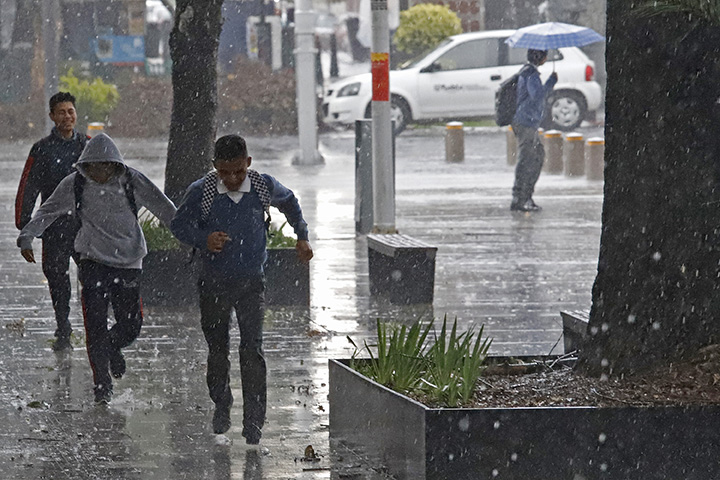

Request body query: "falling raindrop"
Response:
[598, 433, 607, 443]
[458, 416, 470, 432]
[627, 314, 636, 324]
[493, 420, 500, 429]
[652, 252, 661, 261]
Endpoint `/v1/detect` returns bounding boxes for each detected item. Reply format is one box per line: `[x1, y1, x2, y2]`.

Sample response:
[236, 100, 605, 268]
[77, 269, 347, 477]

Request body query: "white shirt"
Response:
[217, 176, 251, 203]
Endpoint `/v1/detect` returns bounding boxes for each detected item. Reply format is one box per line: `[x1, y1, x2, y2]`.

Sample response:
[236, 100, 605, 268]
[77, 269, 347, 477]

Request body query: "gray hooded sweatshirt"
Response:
[17, 133, 177, 269]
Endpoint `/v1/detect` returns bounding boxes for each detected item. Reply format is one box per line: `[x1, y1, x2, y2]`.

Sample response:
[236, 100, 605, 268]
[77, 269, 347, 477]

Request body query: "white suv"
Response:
[322, 29, 603, 133]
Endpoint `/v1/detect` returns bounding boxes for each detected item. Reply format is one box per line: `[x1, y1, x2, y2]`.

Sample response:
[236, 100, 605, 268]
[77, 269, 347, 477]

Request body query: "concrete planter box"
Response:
[141, 248, 309, 307]
[140, 249, 197, 306]
[264, 248, 310, 306]
[329, 358, 720, 480]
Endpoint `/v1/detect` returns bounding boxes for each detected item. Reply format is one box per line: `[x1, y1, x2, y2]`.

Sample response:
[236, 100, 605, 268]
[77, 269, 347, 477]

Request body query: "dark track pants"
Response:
[41, 226, 79, 337]
[199, 276, 267, 436]
[79, 260, 143, 390]
[511, 123, 545, 204]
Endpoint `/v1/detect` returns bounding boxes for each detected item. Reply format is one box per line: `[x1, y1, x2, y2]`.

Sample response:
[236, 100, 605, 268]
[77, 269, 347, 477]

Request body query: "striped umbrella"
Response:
[505, 22, 605, 50]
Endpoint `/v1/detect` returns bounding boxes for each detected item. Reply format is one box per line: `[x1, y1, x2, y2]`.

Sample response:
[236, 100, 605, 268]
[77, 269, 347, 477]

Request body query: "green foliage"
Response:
[393, 4, 463, 56]
[349, 315, 492, 407]
[59, 69, 120, 124]
[356, 318, 434, 392]
[139, 210, 180, 252]
[634, 0, 720, 24]
[267, 221, 297, 249]
[424, 315, 492, 406]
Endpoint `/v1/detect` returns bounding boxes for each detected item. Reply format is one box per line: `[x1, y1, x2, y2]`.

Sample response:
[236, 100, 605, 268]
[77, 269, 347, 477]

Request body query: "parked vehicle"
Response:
[322, 29, 603, 134]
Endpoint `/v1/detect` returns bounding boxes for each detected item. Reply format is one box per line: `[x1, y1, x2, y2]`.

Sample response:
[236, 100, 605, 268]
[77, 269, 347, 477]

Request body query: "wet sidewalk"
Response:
[0, 127, 603, 479]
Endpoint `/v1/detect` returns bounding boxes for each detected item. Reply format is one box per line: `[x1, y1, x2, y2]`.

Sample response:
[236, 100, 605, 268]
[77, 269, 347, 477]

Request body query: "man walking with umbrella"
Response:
[505, 22, 604, 212]
[510, 49, 557, 212]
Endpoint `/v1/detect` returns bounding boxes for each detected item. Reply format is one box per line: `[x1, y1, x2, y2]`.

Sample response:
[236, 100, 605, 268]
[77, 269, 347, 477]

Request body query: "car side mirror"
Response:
[420, 63, 441, 73]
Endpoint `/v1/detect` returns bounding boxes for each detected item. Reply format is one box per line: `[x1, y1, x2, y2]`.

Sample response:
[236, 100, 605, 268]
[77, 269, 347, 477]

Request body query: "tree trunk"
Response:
[164, 0, 224, 204]
[578, 2, 720, 376]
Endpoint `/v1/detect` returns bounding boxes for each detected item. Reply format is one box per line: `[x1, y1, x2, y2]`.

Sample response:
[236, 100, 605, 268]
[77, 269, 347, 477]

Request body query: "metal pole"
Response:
[292, 0, 323, 165]
[371, 0, 395, 233]
[42, 0, 61, 132]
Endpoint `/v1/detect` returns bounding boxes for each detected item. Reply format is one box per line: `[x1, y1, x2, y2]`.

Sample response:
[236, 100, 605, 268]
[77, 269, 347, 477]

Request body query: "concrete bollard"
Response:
[445, 121, 464, 163]
[543, 130, 563, 174]
[564, 133, 585, 177]
[506, 126, 517, 166]
[87, 122, 105, 138]
[586, 137, 605, 181]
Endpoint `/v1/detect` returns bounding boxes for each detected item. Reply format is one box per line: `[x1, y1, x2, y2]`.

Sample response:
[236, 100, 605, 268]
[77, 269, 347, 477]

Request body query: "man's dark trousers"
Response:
[199, 275, 267, 438]
[41, 219, 79, 338]
[511, 123, 545, 204]
[78, 260, 143, 391]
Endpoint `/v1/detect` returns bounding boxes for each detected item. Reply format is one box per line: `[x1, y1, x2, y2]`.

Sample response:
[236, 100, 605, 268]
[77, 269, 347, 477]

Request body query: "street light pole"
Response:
[371, 0, 395, 233]
[293, 0, 323, 165]
[41, 0, 61, 132]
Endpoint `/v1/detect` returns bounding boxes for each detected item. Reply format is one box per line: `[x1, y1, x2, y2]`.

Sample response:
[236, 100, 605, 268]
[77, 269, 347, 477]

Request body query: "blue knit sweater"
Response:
[171, 174, 309, 280]
[513, 64, 557, 128]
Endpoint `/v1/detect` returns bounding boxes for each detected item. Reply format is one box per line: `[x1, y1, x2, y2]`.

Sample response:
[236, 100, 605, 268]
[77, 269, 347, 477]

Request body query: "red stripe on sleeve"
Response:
[15, 156, 36, 230]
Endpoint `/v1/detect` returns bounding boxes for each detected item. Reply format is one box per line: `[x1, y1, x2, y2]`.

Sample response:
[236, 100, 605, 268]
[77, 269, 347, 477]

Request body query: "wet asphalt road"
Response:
[0, 125, 603, 479]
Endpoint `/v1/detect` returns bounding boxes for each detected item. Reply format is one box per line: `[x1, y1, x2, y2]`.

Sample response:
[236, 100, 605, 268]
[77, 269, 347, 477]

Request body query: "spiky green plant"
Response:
[139, 210, 180, 251]
[349, 315, 493, 406]
[266, 221, 297, 249]
[423, 315, 492, 406]
[634, 0, 720, 25]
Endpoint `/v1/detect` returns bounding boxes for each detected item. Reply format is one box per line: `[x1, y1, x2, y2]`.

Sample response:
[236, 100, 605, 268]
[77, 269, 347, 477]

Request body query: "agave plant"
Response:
[634, 0, 720, 25]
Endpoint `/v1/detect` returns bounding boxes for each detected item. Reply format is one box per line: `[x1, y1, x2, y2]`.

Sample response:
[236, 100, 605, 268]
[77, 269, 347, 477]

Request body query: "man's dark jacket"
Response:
[15, 128, 88, 230]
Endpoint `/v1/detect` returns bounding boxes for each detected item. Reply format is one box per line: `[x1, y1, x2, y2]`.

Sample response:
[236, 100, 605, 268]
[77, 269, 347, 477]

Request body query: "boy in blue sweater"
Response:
[171, 134, 313, 443]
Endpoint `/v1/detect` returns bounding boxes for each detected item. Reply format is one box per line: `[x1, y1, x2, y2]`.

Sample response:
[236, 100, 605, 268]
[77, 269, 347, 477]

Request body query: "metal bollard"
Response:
[543, 130, 563, 174]
[87, 122, 105, 138]
[506, 126, 517, 166]
[586, 137, 605, 181]
[564, 133, 585, 177]
[445, 121, 464, 163]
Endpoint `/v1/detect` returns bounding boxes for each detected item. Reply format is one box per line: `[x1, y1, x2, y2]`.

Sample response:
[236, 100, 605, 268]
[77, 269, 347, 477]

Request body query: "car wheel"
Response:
[546, 90, 586, 131]
[364, 95, 411, 135]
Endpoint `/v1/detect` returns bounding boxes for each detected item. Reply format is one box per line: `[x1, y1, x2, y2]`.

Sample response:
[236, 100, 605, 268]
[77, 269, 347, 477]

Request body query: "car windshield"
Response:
[397, 39, 454, 70]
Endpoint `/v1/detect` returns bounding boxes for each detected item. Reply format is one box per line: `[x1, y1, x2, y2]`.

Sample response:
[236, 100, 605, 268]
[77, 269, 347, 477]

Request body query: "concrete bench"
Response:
[560, 309, 590, 354]
[367, 234, 437, 305]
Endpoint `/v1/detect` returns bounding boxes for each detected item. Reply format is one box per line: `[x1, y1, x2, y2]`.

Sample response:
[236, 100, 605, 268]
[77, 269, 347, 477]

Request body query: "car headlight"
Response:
[337, 82, 361, 97]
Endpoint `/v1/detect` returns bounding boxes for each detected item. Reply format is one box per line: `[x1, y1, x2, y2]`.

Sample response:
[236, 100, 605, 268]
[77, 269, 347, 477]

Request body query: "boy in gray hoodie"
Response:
[17, 133, 176, 404]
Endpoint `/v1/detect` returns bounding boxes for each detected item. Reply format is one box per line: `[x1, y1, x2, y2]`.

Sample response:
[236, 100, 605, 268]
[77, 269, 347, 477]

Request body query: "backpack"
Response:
[494, 64, 532, 126]
[199, 169, 272, 231]
[73, 169, 138, 224]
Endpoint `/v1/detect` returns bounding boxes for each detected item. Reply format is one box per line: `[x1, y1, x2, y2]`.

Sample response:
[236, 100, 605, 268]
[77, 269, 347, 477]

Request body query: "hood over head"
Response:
[75, 133, 126, 167]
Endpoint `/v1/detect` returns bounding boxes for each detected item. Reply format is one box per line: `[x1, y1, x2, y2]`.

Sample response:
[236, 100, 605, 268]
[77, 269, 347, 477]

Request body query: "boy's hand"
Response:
[296, 240, 313, 264]
[550, 72, 558, 82]
[207, 232, 232, 253]
[21, 249, 36, 263]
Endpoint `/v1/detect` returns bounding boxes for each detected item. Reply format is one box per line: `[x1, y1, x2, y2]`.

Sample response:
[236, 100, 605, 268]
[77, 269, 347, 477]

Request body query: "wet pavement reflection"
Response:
[0, 127, 603, 478]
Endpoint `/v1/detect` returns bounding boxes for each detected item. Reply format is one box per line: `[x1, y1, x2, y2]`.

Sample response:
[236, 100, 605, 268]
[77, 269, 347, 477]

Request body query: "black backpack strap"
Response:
[73, 172, 86, 216]
[122, 169, 138, 217]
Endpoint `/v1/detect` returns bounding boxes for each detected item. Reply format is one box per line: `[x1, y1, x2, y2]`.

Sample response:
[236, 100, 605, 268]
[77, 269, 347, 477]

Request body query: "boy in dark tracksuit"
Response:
[15, 92, 88, 351]
[18, 133, 176, 404]
[171, 134, 313, 443]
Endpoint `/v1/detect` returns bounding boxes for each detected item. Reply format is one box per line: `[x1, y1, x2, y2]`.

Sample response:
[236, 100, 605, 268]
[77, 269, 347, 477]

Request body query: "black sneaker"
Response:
[213, 402, 232, 434]
[110, 349, 126, 379]
[242, 425, 262, 445]
[52, 335, 73, 352]
[94, 384, 113, 405]
[510, 199, 541, 212]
